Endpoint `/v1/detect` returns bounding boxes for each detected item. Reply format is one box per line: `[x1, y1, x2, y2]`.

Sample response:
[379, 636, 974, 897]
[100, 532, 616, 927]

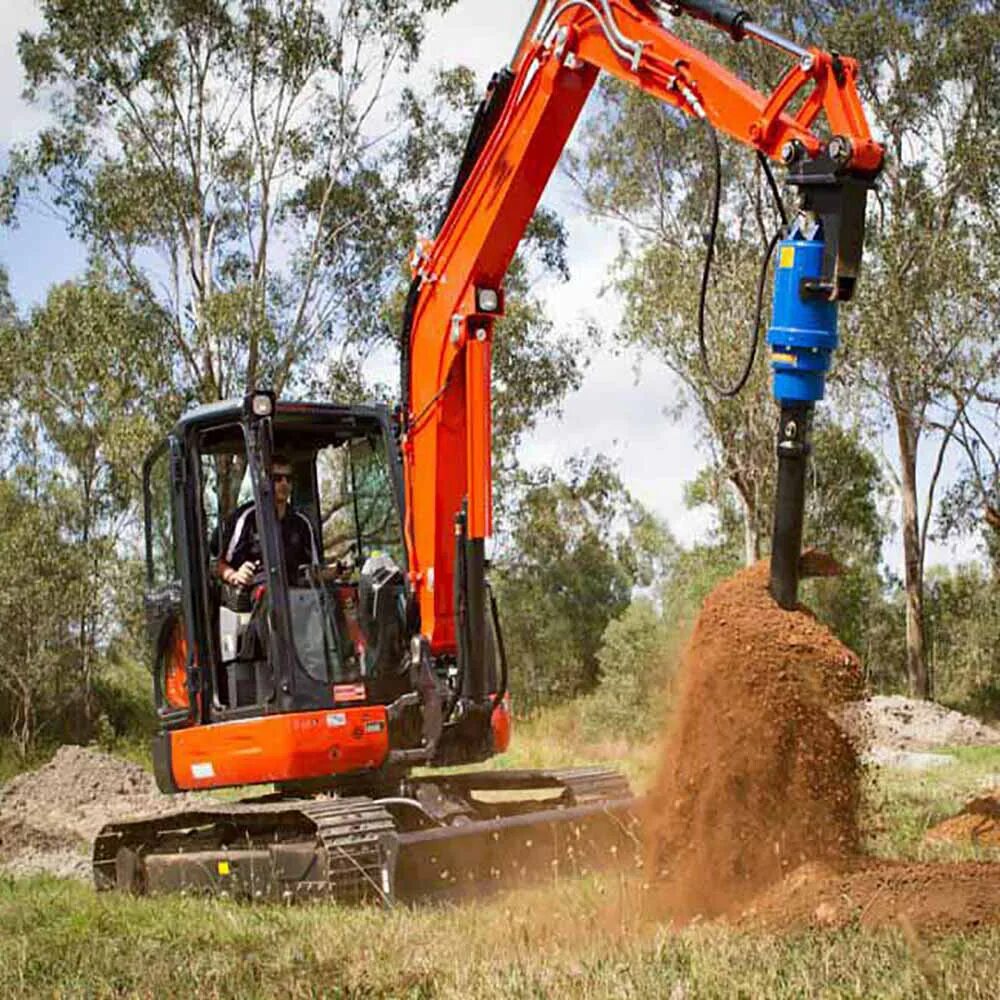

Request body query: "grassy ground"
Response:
[864, 746, 1000, 861]
[2, 730, 999, 997]
[2, 873, 1000, 999]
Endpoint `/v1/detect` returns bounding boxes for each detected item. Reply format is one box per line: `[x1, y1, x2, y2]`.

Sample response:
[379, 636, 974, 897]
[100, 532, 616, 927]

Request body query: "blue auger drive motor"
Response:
[767, 230, 840, 609]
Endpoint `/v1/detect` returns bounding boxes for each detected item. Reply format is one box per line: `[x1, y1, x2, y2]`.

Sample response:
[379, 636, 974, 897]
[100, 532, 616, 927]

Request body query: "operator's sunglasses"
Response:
[272, 472, 292, 483]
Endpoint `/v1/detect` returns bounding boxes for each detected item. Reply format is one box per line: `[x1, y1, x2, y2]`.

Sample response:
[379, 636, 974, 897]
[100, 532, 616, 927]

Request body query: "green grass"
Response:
[481, 704, 661, 791]
[2, 722, 999, 997]
[863, 746, 1000, 861]
[1, 874, 999, 999]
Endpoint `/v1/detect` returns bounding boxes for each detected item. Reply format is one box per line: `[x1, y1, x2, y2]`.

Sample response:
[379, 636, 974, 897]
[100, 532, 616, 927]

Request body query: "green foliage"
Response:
[0, 480, 91, 752]
[0, 270, 178, 750]
[800, 421, 892, 662]
[572, 0, 1000, 698]
[7, 0, 459, 402]
[91, 655, 157, 745]
[589, 596, 677, 744]
[375, 66, 590, 493]
[817, 0, 1000, 698]
[924, 564, 1000, 718]
[494, 455, 674, 708]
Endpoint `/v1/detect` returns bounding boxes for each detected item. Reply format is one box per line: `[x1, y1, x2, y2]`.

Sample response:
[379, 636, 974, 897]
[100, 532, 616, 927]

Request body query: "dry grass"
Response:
[2, 872, 999, 998]
[2, 717, 1000, 997]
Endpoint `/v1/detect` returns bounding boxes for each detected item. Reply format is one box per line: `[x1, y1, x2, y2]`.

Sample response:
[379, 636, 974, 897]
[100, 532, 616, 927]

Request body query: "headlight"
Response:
[476, 287, 500, 313]
[250, 392, 273, 417]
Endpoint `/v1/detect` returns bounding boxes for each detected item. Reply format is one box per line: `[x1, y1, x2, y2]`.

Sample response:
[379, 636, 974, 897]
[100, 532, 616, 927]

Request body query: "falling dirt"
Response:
[925, 791, 1000, 849]
[0, 744, 206, 879]
[643, 554, 1000, 934]
[644, 556, 865, 920]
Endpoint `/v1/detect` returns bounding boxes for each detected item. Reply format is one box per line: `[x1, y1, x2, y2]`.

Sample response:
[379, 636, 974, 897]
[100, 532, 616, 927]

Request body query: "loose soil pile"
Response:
[0, 744, 202, 879]
[925, 790, 1000, 848]
[645, 555, 1000, 934]
[644, 557, 865, 920]
[842, 694, 1000, 751]
[742, 859, 1000, 932]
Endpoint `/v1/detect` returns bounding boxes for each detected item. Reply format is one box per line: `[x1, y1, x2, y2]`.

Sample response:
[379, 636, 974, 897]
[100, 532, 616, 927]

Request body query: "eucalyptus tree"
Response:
[494, 454, 673, 707]
[567, 9, 795, 567]
[825, 0, 1000, 698]
[5, 0, 457, 406]
[381, 66, 588, 503]
[573, 1, 1000, 697]
[7, 4, 589, 518]
[5, 266, 177, 728]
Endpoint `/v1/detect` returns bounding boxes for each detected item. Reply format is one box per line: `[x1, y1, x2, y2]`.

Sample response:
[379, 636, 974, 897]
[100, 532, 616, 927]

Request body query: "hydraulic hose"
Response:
[487, 582, 509, 713]
[669, 0, 751, 39]
[696, 118, 786, 399]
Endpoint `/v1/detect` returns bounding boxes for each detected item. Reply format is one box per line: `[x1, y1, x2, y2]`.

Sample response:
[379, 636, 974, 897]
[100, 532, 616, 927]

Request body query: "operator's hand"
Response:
[230, 561, 257, 588]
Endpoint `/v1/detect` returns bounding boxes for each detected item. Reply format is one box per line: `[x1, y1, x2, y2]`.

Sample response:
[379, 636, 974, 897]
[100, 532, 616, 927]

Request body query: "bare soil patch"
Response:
[925, 790, 1000, 849]
[0, 744, 202, 879]
[741, 859, 1000, 933]
[843, 695, 1000, 751]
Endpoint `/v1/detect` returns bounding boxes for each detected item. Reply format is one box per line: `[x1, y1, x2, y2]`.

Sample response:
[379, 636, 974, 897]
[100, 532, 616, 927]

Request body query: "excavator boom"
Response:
[402, 0, 883, 662]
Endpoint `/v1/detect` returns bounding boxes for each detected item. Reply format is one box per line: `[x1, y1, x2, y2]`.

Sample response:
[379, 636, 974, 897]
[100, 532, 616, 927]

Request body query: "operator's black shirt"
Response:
[220, 501, 320, 581]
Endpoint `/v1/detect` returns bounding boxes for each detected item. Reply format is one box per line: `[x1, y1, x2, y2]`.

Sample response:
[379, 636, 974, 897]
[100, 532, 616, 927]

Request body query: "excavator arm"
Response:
[401, 0, 883, 663]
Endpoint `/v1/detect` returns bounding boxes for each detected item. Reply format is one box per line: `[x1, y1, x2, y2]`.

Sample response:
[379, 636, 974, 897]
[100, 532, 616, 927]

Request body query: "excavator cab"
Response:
[140, 392, 416, 793]
[97, 390, 633, 902]
[93, 392, 634, 901]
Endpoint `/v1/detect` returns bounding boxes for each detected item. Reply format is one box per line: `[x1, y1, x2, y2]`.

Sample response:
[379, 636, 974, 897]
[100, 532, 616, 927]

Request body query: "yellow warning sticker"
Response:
[771, 352, 797, 365]
[779, 246, 795, 269]
[218, 861, 231, 876]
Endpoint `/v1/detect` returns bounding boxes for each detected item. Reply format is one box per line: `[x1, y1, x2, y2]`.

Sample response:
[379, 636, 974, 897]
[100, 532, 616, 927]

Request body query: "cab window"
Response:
[315, 434, 404, 571]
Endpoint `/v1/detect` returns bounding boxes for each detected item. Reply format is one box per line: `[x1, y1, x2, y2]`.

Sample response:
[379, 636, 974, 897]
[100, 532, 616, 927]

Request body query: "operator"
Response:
[216, 455, 320, 589]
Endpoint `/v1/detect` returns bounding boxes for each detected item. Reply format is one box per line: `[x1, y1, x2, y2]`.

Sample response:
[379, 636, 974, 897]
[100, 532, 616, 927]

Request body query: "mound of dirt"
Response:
[740, 859, 1000, 933]
[0, 744, 201, 878]
[644, 558, 865, 920]
[925, 791, 1000, 848]
[842, 695, 1000, 751]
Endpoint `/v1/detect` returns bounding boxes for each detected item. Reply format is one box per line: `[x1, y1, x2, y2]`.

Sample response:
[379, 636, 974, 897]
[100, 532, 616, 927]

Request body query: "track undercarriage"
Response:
[94, 766, 639, 904]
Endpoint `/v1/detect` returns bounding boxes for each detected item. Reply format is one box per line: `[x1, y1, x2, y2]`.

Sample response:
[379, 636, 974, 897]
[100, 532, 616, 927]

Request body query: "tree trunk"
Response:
[733, 482, 762, 566]
[895, 406, 930, 698]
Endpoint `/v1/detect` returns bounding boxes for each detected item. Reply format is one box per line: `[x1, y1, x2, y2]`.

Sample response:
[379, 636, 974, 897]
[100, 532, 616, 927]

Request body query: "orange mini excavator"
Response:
[95, 1, 882, 902]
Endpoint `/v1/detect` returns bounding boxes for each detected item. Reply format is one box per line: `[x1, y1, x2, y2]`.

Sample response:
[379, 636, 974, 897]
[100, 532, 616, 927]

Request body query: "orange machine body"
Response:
[166, 707, 390, 792]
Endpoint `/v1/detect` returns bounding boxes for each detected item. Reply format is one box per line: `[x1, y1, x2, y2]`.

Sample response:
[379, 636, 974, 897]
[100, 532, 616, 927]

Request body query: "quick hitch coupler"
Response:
[767, 232, 839, 609]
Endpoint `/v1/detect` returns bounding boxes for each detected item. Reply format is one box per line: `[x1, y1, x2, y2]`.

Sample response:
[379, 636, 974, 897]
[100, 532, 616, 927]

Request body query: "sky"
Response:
[0, 0, 982, 573]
